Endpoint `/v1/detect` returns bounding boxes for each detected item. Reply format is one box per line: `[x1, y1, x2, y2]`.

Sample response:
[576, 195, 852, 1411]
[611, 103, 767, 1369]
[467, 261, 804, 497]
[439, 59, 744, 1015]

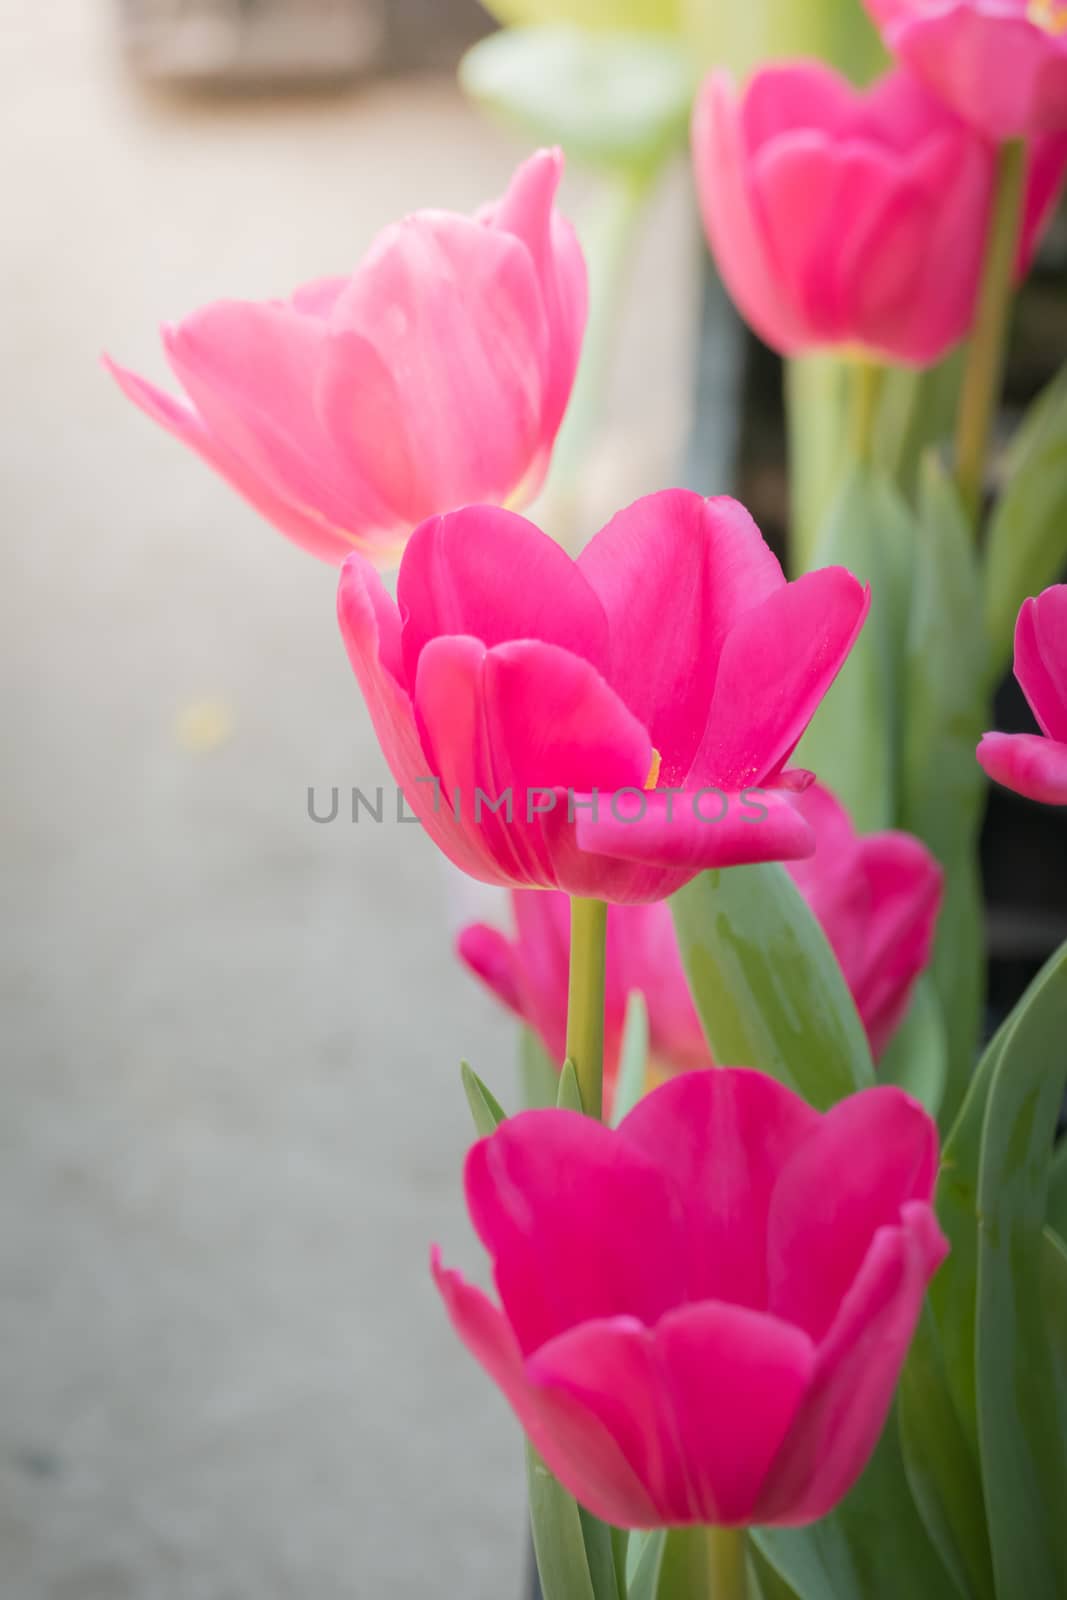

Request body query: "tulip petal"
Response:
[398, 506, 609, 689]
[757, 1204, 947, 1524]
[165, 301, 400, 546]
[485, 147, 588, 442]
[336, 556, 494, 880]
[464, 1109, 684, 1355]
[578, 493, 784, 786]
[977, 731, 1067, 806]
[456, 922, 525, 1017]
[414, 636, 654, 889]
[1015, 588, 1067, 743]
[692, 73, 811, 356]
[104, 356, 359, 564]
[528, 1301, 816, 1526]
[564, 787, 815, 875]
[328, 214, 549, 517]
[766, 1086, 939, 1342]
[698, 567, 870, 790]
[432, 1252, 660, 1527]
[617, 1069, 820, 1307]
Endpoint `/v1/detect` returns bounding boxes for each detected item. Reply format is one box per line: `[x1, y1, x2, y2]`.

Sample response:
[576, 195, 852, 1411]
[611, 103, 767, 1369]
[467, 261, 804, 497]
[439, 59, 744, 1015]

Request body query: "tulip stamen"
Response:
[1028, 0, 1067, 33]
[645, 749, 662, 791]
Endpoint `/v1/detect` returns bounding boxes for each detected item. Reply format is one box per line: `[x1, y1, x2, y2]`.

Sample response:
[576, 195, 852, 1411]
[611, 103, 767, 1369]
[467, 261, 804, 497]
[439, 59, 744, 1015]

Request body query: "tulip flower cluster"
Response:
[109, 1, 1067, 1592]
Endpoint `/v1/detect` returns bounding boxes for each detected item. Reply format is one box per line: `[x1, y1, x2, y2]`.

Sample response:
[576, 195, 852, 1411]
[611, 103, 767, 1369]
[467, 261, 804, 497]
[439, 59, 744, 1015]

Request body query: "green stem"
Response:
[849, 357, 884, 466]
[565, 897, 608, 1120]
[954, 139, 1027, 524]
[706, 1527, 748, 1599]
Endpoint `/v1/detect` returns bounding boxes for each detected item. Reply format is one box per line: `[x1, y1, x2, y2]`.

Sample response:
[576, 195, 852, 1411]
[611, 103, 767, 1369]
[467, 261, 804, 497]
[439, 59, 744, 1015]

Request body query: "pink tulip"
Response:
[433, 1069, 947, 1528]
[105, 150, 586, 566]
[458, 784, 942, 1089]
[864, 0, 1067, 140]
[978, 585, 1067, 804]
[337, 492, 869, 904]
[692, 64, 1060, 365]
[458, 893, 709, 1106]
[787, 784, 943, 1057]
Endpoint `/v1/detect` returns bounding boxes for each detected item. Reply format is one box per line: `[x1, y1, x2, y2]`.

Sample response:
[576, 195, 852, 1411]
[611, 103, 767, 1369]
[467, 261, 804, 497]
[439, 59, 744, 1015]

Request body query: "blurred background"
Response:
[0, 3, 695, 1597]
[3, 3, 1066, 1598]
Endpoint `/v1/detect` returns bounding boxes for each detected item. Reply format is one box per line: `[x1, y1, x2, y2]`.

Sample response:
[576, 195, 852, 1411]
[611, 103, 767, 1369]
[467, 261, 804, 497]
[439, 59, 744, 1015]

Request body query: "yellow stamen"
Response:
[1029, 0, 1067, 34]
[645, 748, 662, 791]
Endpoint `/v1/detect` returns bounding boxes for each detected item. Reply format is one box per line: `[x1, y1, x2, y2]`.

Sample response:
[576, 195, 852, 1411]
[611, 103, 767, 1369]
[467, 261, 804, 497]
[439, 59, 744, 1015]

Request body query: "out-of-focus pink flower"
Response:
[105, 150, 586, 566]
[978, 585, 1067, 804]
[434, 1069, 947, 1529]
[458, 894, 709, 1104]
[337, 492, 869, 904]
[864, 0, 1067, 141]
[691, 64, 1060, 366]
[787, 785, 943, 1058]
[458, 785, 941, 1089]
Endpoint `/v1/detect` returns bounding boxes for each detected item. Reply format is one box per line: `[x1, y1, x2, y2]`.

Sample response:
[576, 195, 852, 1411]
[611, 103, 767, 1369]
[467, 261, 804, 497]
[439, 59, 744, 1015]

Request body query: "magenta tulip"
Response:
[458, 893, 709, 1104]
[978, 585, 1067, 804]
[337, 492, 869, 904]
[434, 1069, 947, 1528]
[864, 0, 1067, 140]
[458, 784, 941, 1089]
[787, 784, 943, 1057]
[105, 150, 586, 566]
[692, 63, 1060, 365]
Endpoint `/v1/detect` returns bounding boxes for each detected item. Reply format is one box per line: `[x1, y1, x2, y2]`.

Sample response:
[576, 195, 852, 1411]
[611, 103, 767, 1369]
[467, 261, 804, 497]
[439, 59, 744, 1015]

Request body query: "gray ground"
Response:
[0, 5, 695, 1595]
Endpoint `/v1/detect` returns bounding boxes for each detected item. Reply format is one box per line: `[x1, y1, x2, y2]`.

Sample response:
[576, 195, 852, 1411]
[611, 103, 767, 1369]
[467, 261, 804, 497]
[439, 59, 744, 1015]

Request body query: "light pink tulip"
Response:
[865, 0, 1067, 140]
[105, 150, 586, 566]
[337, 492, 869, 904]
[692, 64, 1062, 365]
[434, 1069, 947, 1528]
[978, 585, 1067, 804]
[458, 784, 942, 1089]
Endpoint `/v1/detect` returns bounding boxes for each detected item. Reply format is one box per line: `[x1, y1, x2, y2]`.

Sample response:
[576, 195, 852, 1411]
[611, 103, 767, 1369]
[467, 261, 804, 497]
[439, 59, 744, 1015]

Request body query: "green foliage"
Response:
[480, 0, 679, 30]
[460, 1060, 508, 1135]
[611, 991, 649, 1125]
[796, 463, 917, 833]
[984, 366, 1067, 676]
[900, 457, 991, 1129]
[460, 26, 692, 173]
[670, 864, 874, 1110]
[879, 978, 948, 1117]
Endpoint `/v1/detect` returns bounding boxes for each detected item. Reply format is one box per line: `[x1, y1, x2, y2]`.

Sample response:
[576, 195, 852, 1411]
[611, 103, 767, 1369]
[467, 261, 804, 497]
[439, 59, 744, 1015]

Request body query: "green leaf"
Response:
[754, 1413, 961, 1600]
[520, 1025, 560, 1109]
[684, 0, 884, 81]
[1041, 1226, 1067, 1440]
[670, 864, 874, 1111]
[578, 1507, 625, 1600]
[901, 456, 990, 1129]
[557, 1058, 584, 1112]
[626, 1531, 666, 1600]
[460, 1060, 507, 1135]
[984, 366, 1067, 676]
[897, 1306, 995, 1600]
[526, 1445, 597, 1600]
[796, 464, 917, 833]
[460, 26, 693, 173]
[925, 1014, 1010, 1456]
[874, 348, 965, 504]
[480, 0, 679, 30]
[878, 978, 948, 1116]
[750, 1545, 804, 1600]
[1049, 1138, 1067, 1240]
[611, 990, 649, 1126]
[975, 943, 1067, 1597]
